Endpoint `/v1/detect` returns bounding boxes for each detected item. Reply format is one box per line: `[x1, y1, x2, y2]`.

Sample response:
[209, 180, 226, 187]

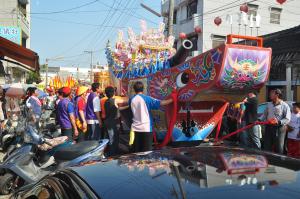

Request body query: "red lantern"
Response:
[179, 32, 187, 39]
[276, 0, 286, 4]
[194, 26, 202, 33]
[214, 17, 222, 26]
[240, 4, 248, 13]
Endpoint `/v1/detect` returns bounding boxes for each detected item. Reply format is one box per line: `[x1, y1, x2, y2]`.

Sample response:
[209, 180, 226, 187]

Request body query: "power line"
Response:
[30, 0, 100, 14]
[52, 1, 117, 66]
[87, 0, 122, 50]
[83, 0, 118, 50]
[31, 16, 127, 28]
[0, 6, 161, 15]
[74, 0, 118, 67]
[32, 7, 159, 14]
[91, 0, 135, 49]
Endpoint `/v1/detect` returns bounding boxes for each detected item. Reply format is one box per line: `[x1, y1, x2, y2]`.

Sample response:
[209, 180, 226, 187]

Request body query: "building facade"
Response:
[161, 0, 300, 102]
[0, 0, 30, 48]
[0, 0, 31, 83]
[161, 0, 300, 54]
[261, 25, 300, 103]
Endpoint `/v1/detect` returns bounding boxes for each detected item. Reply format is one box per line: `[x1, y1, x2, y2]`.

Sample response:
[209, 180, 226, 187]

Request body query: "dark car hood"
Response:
[70, 146, 300, 199]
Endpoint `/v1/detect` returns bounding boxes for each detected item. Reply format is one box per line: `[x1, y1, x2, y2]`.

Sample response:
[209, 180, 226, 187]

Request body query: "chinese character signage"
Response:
[0, 26, 22, 45]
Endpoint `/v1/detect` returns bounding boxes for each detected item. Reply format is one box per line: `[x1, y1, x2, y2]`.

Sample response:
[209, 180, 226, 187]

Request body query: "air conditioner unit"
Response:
[18, 0, 29, 5]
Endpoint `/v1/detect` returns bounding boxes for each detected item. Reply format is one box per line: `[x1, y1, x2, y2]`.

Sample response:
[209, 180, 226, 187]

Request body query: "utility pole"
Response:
[44, 57, 64, 88]
[45, 59, 49, 88]
[77, 67, 79, 81]
[84, 51, 94, 83]
[168, 0, 174, 37]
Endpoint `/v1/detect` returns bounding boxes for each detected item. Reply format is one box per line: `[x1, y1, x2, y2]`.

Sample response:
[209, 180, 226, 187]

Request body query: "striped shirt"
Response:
[261, 100, 291, 125]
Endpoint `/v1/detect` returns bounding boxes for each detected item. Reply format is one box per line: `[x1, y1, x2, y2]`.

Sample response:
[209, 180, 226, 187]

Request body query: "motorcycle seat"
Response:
[54, 141, 99, 161]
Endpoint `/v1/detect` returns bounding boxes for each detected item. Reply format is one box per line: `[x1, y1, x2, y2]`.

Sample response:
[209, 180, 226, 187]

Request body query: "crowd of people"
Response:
[0, 82, 299, 159]
[0, 81, 175, 157]
[227, 89, 300, 159]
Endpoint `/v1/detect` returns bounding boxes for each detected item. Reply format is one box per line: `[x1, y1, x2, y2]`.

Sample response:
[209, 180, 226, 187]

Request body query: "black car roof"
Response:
[69, 146, 300, 199]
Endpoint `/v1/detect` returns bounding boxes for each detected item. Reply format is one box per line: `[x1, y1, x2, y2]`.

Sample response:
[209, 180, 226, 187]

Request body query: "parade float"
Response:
[105, 20, 272, 148]
[49, 75, 77, 90]
[94, 71, 111, 90]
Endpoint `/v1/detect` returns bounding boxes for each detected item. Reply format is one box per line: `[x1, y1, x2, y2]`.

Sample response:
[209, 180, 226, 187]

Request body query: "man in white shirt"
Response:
[287, 103, 300, 158]
[129, 81, 175, 152]
[85, 83, 102, 140]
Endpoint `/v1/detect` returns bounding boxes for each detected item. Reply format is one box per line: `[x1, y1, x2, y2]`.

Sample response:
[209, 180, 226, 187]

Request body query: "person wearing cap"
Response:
[241, 90, 260, 149]
[57, 87, 78, 140]
[45, 87, 56, 110]
[74, 86, 89, 142]
[86, 83, 102, 140]
[261, 89, 291, 154]
[286, 102, 300, 158]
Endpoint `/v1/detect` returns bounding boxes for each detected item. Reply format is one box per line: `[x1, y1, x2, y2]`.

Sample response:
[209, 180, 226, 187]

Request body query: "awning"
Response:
[271, 52, 299, 66]
[0, 36, 39, 72]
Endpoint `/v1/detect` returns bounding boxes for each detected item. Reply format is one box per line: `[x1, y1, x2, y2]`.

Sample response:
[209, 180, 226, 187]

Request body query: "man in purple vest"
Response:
[57, 87, 78, 140]
[86, 83, 102, 140]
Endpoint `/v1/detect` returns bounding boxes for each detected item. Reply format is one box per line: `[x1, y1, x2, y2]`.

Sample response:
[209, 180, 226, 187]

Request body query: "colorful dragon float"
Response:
[106, 20, 271, 147]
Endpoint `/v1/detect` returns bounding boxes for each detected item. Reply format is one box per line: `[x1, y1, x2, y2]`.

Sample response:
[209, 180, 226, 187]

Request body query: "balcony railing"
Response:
[17, 8, 30, 32]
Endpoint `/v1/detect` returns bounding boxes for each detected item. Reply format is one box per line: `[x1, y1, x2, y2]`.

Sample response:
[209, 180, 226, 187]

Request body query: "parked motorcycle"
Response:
[0, 125, 108, 195]
[0, 117, 26, 154]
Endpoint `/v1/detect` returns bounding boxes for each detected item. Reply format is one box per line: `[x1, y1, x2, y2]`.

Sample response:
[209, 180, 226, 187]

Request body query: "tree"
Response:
[39, 64, 47, 73]
[26, 71, 41, 84]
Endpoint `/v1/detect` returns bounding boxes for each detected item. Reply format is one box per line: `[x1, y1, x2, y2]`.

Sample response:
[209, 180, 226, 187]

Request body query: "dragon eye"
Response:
[176, 72, 189, 88]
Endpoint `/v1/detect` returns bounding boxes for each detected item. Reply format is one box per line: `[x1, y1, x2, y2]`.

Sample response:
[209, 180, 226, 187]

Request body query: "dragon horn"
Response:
[228, 53, 239, 71]
[254, 57, 268, 72]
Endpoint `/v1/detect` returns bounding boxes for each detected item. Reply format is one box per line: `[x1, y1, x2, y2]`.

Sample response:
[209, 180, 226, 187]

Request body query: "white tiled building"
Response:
[0, 0, 31, 48]
[161, 0, 300, 55]
[0, 0, 32, 83]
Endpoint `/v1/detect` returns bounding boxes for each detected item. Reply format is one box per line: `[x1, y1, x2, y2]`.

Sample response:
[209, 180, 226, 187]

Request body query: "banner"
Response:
[0, 26, 22, 45]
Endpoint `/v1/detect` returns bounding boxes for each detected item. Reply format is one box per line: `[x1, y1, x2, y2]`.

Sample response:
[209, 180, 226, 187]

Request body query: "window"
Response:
[270, 7, 282, 24]
[173, 10, 177, 24]
[22, 38, 27, 47]
[211, 35, 226, 48]
[248, 4, 258, 21]
[187, 0, 197, 20]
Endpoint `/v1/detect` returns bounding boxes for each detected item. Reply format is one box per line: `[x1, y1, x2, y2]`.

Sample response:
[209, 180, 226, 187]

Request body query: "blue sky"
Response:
[31, 0, 162, 68]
